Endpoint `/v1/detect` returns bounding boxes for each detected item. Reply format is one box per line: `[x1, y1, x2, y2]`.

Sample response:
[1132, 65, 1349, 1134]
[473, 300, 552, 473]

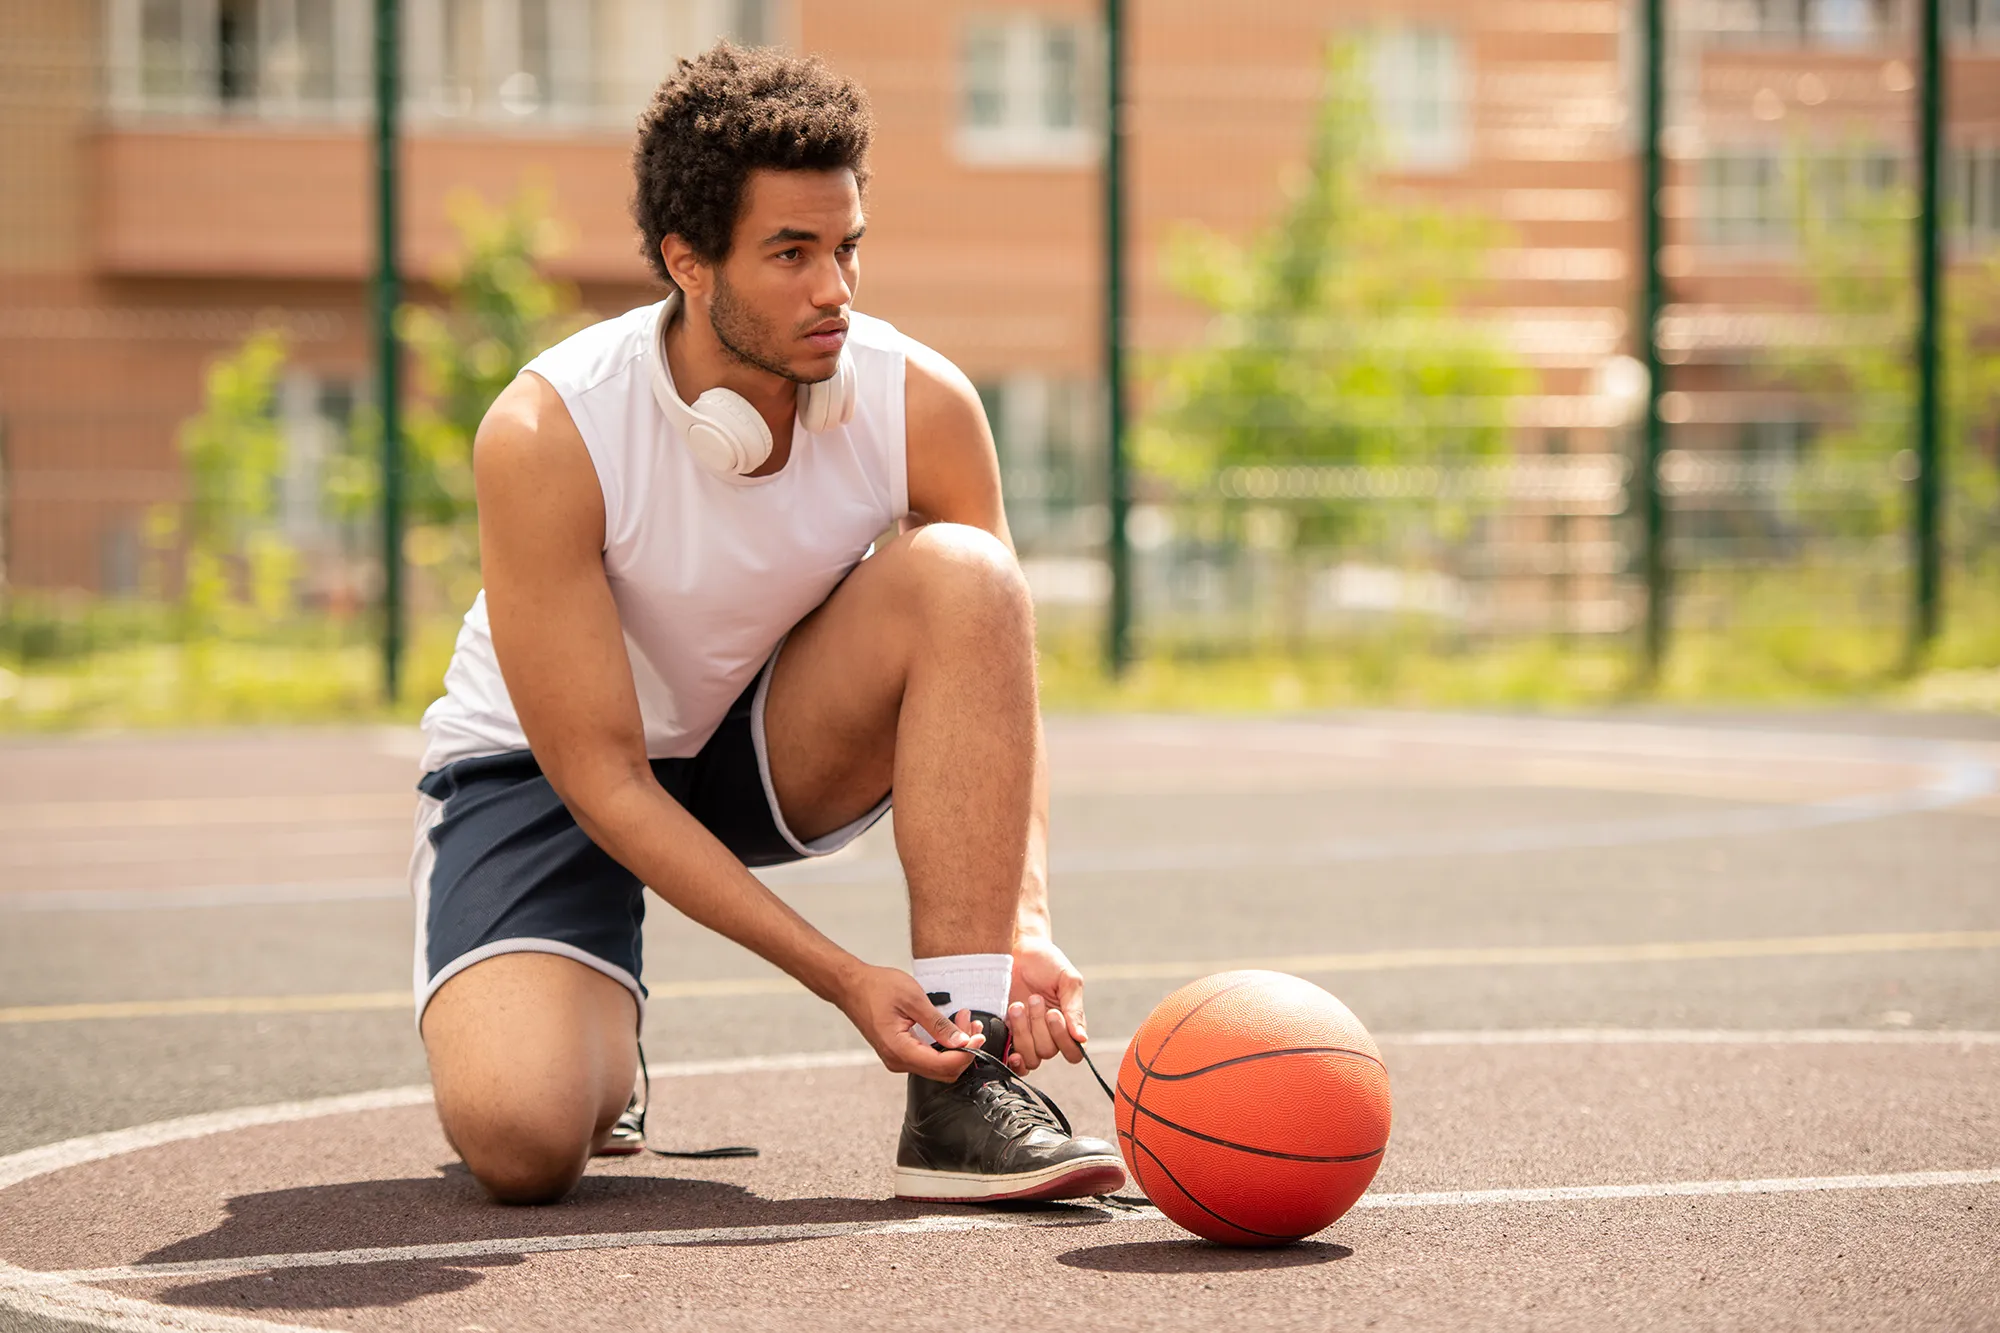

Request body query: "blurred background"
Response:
[1, 0, 1997, 728]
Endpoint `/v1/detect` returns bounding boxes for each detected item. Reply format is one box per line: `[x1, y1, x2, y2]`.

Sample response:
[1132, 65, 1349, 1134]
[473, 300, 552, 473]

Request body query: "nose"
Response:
[811, 254, 854, 312]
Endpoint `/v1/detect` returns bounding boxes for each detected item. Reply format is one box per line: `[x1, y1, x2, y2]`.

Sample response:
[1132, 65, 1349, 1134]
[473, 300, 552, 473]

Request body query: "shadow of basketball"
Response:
[1056, 1238, 1351, 1273]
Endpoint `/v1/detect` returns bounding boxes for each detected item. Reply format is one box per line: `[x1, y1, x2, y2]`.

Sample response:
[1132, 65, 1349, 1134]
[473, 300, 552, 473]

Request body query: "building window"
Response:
[1950, 0, 2000, 42]
[1706, 0, 1904, 46]
[727, 0, 776, 45]
[956, 13, 1099, 167]
[977, 376, 1105, 556]
[277, 372, 357, 548]
[1700, 151, 1789, 246]
[1804, 149, 1902, 226]
[1698, 147, 1902, 248]
[108, 0, 624, 124]
[1368, 27, 1469, 173]
[1953, 145, 2000, 246]
[112, 0, 369, 118]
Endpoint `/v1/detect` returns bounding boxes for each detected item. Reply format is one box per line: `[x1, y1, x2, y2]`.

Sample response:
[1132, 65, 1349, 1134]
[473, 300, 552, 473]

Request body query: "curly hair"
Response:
[632, 44, 873, 288]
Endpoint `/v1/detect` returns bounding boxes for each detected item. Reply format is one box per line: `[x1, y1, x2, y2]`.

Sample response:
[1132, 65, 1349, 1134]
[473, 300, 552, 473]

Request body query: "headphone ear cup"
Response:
[690, 388, 773, 474]
[799, 354, 857, 433]
[682, 420, 743, 476]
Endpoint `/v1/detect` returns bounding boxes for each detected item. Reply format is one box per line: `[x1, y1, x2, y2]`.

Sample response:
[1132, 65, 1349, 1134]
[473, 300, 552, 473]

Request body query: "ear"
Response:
[660, 235, 708, 300]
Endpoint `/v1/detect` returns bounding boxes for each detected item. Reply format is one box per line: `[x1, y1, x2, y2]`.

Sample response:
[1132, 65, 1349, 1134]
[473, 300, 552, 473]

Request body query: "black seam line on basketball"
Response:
[1129, 975, 1266, 1170]
[1126, 1129, 1304, 1243]
[1130, 1045, 1388, 1080]
[1128, 972, 1264, 1208]
[1116, 1088, 1387, 1165]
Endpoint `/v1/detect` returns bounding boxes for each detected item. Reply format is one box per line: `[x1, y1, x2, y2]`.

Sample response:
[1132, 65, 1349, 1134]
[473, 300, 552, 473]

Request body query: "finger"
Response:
[1006, 1001, 1039, 1072]
[1026, 994, 1060, 1061]
[915, 1003, 972, 1050]
[902, 1037, 975, 1082]
[1055, 970, 1089, 1044]
[1046, 1004, 1086, 1064]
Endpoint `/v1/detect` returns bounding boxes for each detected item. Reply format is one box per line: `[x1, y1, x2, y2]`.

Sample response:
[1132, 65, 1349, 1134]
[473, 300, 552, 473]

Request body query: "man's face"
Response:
[703, 168, 864, 385]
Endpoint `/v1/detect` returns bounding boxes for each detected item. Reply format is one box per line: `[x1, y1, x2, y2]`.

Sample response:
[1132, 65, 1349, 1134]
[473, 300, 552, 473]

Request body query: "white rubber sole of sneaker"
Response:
[894, 1156, 1128, 1203]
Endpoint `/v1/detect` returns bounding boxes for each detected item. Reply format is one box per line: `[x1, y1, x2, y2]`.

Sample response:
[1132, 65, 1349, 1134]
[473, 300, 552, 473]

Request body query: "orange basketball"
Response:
[1116, 970, 1392, 1246]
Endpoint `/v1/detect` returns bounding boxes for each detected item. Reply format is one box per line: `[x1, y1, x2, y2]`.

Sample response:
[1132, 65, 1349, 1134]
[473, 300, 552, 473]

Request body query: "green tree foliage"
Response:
[333, 188, 588, 604]
[154, 327, 298, 627]
[1138, 42, 1530, 548]
[1786, 165, 2000, 550]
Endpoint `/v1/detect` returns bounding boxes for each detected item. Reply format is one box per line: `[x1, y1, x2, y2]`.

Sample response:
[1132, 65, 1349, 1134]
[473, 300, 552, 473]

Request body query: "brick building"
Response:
[1, 0, 1995, 612]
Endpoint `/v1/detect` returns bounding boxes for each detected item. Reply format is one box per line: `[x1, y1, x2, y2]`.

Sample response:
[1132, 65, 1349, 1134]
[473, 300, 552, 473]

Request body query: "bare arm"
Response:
[473, 371, 976, 1078]
[902, 352, 1082, 1069]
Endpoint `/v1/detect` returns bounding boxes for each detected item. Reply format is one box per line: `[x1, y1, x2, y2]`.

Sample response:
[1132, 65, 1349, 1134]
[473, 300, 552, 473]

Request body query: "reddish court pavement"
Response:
[3, 711, 1999, 1331]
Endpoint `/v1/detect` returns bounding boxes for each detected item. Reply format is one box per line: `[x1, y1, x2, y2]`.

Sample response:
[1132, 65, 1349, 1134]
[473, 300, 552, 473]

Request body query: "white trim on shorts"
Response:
[749, 633, 894, 859]
[418, 938, 645, 1029]
[407, 792, 648, 1029]
[408, 791, 444, 1024]
[405, 635, 889, 1030]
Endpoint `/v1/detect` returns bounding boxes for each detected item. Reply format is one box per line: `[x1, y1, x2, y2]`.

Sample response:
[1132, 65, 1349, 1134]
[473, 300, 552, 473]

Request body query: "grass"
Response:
[0, 602, 459, 731]
[3, 572, 1997, 732]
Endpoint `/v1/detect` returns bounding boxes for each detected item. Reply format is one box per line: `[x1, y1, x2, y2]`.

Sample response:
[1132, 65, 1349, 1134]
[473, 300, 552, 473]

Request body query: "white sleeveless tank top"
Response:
[418, 299, 912, 774]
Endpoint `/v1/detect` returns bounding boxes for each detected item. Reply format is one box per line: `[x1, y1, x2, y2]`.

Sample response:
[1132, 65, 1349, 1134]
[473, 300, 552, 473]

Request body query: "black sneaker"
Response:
[591, 1048, 760, 1161]
[893, 1011, 1126, 1202]
[594, 1091, 646, 1157]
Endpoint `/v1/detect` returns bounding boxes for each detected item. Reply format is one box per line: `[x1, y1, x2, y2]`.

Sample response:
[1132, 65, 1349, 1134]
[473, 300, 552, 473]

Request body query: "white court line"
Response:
[772, 755, 1997, 884]
[9, 739, 1992, 911]
[8, 1030, 1998, 1191]
[1358, 1168, 2000, 1210]
[1387, 1027, 2000, 1046]
[8, 1166, 2000, 1333]
[0, 880, 407, 913]
[25, 1166, 2000, 1286]
[4, 1031, 2000, 1333]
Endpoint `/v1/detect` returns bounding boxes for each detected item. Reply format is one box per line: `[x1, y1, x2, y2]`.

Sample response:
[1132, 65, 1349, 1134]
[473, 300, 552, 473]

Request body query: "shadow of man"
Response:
[145, 1168, 956, 1312]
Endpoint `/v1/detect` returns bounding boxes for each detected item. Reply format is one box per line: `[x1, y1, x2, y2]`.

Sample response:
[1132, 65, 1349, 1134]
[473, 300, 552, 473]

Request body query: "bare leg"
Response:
[762, 522, 1038, 958]
[765, 525, 1124, 1203]
[421, 951, 638, 1203]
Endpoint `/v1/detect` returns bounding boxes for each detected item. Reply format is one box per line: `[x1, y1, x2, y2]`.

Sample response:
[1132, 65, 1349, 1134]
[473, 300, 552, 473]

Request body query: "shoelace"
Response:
[630, 1044, 761, 1159]
[962, 1045, 1074, 1136]
[625, 1038, 1120, 1160]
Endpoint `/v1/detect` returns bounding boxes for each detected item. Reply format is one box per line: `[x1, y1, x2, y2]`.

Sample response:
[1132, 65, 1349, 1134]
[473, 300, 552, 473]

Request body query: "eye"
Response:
[836, 242, 859, 257]
[774, 247, 801, 262]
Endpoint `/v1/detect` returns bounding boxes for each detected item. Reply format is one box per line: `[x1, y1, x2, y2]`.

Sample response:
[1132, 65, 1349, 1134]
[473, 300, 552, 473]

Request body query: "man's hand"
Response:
[1007, 932, 1088, 1073]
[836, 963, 985, 1082]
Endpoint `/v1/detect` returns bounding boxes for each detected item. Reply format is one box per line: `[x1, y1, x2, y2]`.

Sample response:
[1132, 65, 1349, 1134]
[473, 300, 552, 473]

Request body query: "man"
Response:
[409, 43, 1124, 1206]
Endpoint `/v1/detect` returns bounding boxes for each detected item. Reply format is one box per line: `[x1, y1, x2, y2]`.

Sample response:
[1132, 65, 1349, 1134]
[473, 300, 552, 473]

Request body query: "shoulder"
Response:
[854, 317, 982, 439]
[474, 370, 604, 548]
[845, 313, 975, 403]
[524, 301, 663, 401]
[841, 310, 986, 449]
[878, 321, 1007, 536]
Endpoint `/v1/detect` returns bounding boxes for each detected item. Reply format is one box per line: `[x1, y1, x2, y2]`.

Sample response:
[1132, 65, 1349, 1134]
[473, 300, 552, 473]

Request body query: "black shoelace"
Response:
[626, 1038, 1120, 1160]
[630, 1044, 761, 1159]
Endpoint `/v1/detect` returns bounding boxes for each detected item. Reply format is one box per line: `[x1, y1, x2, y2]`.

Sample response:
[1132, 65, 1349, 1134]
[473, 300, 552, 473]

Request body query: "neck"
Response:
[661, 294, 797, 426]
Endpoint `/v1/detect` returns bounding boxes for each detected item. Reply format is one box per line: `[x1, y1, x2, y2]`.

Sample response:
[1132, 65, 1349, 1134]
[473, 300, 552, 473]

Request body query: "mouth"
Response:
[803, 319, 847, 354]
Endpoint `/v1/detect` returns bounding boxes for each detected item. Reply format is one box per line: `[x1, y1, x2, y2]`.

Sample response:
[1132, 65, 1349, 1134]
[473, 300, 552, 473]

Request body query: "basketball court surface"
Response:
[3, 709, 1997, 1331]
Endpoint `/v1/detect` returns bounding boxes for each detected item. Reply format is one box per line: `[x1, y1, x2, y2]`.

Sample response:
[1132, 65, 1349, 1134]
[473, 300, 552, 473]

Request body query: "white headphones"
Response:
[647, 290, 857, 477]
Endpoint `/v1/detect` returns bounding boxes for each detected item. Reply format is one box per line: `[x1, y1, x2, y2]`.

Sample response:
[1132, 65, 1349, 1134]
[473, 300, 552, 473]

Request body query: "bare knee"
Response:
[419, 954, 639, 1205]
[894, 523, 1033, 638]
[442, 1099, 597, 1204]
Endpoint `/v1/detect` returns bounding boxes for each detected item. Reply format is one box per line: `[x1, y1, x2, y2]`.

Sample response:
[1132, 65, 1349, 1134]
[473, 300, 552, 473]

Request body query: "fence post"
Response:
[1103, 0, 1132, 676]
[1637, 0, 1669, 681]
[1911, 0, 1945, 665]
[374, 0, 403, 704]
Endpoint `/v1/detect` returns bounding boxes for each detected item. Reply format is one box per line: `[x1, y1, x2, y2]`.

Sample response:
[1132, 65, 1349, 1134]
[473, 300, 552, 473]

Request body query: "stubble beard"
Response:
[708, 272, 836, 386]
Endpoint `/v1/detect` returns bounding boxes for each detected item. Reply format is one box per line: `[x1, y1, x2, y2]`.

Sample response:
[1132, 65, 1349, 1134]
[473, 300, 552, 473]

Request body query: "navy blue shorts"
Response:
[407, 650, 890, 1022]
